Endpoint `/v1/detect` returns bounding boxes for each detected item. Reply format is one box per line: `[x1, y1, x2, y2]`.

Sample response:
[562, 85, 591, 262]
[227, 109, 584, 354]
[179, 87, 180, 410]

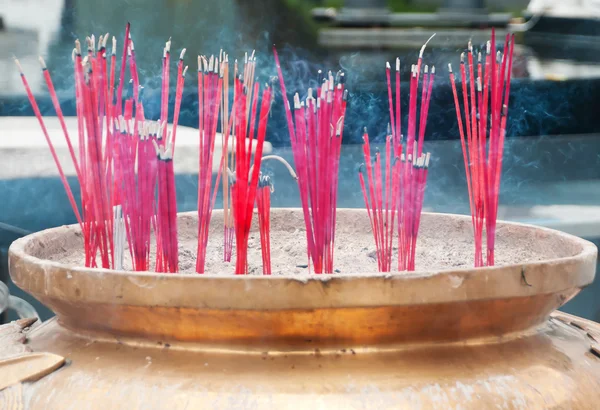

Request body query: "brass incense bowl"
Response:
[5, 209, 600, 409]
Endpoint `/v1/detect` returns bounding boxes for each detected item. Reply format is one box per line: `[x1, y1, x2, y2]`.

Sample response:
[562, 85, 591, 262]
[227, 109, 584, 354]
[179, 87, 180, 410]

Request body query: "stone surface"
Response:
[0, 116, 272, 179]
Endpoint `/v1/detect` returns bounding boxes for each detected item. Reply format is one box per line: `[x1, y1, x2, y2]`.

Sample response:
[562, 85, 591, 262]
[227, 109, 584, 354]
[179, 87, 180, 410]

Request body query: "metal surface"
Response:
[3, 310, 600, 408]
[4, 209, 600, 408]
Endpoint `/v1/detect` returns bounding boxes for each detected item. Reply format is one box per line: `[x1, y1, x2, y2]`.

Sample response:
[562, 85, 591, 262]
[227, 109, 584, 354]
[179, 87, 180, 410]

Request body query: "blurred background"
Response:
[2, 0, 600, 323]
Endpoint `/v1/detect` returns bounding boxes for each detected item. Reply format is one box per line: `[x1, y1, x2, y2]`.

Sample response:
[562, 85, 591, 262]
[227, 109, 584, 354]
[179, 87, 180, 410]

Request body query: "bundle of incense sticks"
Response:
[219, 51, 256, 264]
[359, 130, 431, 272]
[17, 24, 186, 272]
[195, 54, 225, 274]
[230, 75, 273, 274]
[116, 118, 164, 272]
[273, 48, 348, 274]
[358, 132, 398, 272]
[383, 37, 435, 271]
[256, 174, 272, 275]
[448, 30, 515, 267]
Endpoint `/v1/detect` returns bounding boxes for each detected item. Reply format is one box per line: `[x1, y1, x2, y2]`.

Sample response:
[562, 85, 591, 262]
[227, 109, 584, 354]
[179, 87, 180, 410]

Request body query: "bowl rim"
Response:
[8, 209, 598, 311]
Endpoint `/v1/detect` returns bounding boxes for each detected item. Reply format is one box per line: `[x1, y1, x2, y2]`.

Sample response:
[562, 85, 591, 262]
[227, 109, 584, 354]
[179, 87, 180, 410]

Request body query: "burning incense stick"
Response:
[448, 30, 515, 267]
[273, 48, 348, 274]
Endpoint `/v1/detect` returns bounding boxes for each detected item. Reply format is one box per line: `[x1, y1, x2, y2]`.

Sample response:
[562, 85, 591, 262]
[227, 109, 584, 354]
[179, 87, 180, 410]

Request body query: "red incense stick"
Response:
[256, 174, 272, 275]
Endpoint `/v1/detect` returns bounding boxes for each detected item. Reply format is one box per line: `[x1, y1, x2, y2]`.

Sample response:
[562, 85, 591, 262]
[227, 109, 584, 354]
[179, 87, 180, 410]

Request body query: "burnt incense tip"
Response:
[425, 152, 431, 167]
[363, 126, 368, 134]
[478, 52, 482, 62]
[486, 40, 491, 54]
[151, 139, 160, 156]
[448, 63, 453, 73]
[387, 123, 391, 135]
[180, 48, 186, 60]
[183, 66, 189, 77]
[336, 116, 344, 135]
[112, 36, 117, 55]
[13, 57, 24, 74]
[343, 89, 349, 101]
[38, 56, 47, 70]
[419, 33, 436, 58]
[468, 40, 473, 52]
[460, 52, 465, 63]
[502, 104, 508, 116]
[386, 61, 391, 70]
[396, 57, 400, 71]
[431, 65, 436, 74]
[424, 65, 429, 73]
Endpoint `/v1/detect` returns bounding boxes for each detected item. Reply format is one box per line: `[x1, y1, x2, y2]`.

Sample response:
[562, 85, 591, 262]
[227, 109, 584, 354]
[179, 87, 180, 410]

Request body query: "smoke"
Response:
[6, 2, 600, 224]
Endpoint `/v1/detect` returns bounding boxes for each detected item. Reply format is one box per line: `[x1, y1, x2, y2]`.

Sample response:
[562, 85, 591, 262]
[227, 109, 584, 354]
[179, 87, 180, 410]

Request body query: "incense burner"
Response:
[5, 209, 600, 409]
